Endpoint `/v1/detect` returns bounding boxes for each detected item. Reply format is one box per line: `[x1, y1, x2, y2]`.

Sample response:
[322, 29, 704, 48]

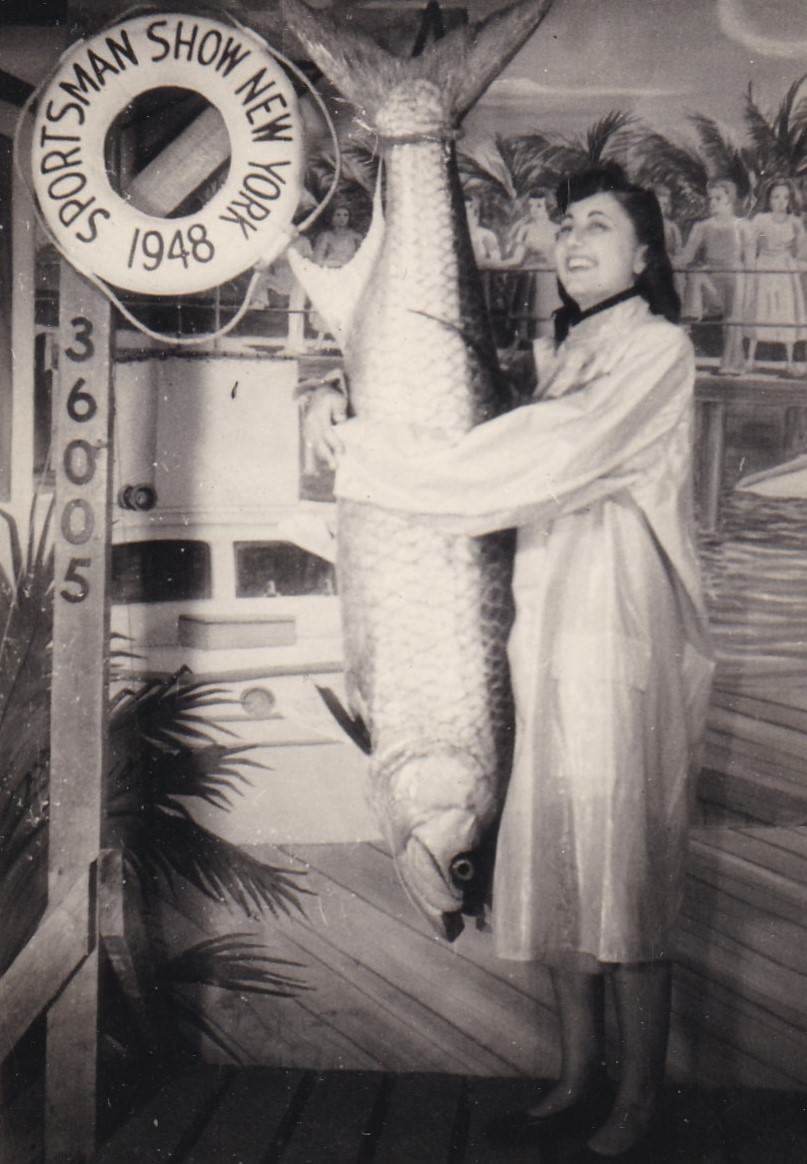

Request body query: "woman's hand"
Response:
[303, 387, 348, 470]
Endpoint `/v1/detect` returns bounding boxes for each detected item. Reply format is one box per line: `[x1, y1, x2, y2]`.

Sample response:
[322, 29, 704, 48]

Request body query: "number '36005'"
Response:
[59, 316, 99, 604]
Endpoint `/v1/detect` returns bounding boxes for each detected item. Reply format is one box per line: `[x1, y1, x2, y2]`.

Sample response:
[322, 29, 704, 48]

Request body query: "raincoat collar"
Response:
[563, 294, 652, 347]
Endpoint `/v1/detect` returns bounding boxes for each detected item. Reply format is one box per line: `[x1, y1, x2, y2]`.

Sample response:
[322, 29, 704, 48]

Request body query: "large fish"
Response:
[283, 0, 554, 939]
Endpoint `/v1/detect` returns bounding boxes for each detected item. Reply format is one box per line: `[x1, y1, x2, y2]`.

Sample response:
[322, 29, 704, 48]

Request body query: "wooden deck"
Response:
[118, 816, 807, 1097]
[87, 1065, 807, 1163]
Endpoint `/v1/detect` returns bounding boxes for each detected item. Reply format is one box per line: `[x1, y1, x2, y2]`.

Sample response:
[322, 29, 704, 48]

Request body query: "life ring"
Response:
[31, 12, 304, 296]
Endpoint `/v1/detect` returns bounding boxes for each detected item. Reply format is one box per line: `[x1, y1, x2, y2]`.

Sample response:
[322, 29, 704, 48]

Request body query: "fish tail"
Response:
[281, 0, 556, 125]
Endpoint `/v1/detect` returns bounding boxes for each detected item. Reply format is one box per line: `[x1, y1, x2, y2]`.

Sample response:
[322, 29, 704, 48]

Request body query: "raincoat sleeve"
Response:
[334, 323, 694, 536]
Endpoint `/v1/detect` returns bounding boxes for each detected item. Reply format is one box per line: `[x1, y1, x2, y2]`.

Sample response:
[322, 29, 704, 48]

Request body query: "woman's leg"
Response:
[528, 967, 606, 1115]
[587, 960, 671, 1155]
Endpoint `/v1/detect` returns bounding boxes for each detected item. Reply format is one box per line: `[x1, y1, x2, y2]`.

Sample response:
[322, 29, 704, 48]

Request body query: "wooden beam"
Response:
[98, 848, 162, 1053]
[46, 264, 113, 1164]
[0, 867, 94, 1063]
[697, 399, 725, 533]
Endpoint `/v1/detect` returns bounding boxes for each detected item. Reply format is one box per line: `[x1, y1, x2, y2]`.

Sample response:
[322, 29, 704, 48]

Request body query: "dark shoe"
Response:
[484, 1074, 614, 1146]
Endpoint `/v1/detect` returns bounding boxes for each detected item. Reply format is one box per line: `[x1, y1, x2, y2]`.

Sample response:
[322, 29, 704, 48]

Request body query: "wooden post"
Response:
[46, 264, 113, 1164]
[697, 399, 726, 534]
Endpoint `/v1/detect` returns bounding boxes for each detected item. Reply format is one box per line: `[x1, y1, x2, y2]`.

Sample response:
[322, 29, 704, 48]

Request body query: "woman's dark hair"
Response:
[553, 163, 681, 343]
[760, 176, 799, 215]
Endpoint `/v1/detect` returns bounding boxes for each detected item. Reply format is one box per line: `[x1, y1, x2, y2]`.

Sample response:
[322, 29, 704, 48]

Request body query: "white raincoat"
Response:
[336, 297, 714, 968]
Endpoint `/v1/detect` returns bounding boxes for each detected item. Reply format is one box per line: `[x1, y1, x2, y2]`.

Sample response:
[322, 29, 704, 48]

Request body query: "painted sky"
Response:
[463, 0, 807, 149]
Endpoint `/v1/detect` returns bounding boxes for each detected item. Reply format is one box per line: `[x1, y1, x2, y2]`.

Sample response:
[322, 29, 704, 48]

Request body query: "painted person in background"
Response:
[465, 193, 503, 267]
[306, 165, 714, 1160]
[680, 177, 750, 374]
[654, 184, 685, 303]
[505, 188, 561, 338]
[744, 178, 807, 374]
[313, 202, 363, 268]
[310, 202, 365, 346]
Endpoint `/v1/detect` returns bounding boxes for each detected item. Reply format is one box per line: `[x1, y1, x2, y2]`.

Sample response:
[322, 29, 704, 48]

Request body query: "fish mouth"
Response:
[374, 746, 500, 940]
[393, 809, 485, 941]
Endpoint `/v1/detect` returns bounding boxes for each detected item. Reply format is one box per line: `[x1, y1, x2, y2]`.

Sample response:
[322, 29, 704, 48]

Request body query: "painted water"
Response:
[700, 491, 807, 696]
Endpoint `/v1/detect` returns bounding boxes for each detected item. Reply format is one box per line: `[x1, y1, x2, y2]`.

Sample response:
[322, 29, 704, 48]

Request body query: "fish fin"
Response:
[451, 0, 556, 119]
[315, 684, 372, 755]
[288, 179, 384, 347]
[281, 0, 555, 124]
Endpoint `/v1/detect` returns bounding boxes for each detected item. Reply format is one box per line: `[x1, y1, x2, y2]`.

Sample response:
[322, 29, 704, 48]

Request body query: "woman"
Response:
[313, 202, 363, 268]
[679, 177, 750, 375]
[744, 178, 807, 374]
[505, 187, 562, 337]
[307, 165, 713, 1160]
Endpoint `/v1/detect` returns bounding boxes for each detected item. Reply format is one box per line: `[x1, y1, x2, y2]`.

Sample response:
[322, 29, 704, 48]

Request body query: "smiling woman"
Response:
[318, 162, 712, 1159]
[554, 194, 647, 310]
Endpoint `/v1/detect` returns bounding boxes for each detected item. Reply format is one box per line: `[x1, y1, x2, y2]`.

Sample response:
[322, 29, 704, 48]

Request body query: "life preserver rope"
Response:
[17, 7, 341, 346]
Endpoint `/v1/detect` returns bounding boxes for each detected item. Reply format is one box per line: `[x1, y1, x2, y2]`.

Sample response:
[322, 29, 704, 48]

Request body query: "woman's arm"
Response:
[335, 324, 694, 535]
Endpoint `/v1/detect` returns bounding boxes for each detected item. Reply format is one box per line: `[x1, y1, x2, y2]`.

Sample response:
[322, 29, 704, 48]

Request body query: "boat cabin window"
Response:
[235, 541, 336, 597]
[111, 540, 212, 604]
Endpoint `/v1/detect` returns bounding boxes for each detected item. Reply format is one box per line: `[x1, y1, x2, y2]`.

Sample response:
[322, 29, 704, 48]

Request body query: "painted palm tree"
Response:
[743, 74, 807, 200]
[0, 499, 311, 1062]
[458, 113, 634, 242]
[534, 109, 636, 188]
[457, 131, 551, 233]
[630, 112, 753, 223]
[304, 132, 379, 235]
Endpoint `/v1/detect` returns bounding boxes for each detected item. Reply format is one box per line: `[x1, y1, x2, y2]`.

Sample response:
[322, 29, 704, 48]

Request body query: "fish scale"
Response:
[283, 0, 554, 937]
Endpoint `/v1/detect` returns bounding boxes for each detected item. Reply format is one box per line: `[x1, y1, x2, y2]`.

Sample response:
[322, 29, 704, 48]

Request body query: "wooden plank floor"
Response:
[138, 825, 807, 1093]
[92, 1065, 807, 1163]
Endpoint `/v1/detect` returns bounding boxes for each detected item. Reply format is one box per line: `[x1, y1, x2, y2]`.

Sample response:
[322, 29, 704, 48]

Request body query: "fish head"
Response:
[378, 748, 499, 940]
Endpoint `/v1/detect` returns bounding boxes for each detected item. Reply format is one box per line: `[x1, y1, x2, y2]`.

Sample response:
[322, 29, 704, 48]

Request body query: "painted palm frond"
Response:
[502, 133, 556, 194]
[0, 500, 53, 855]
[744, 76, 807, 183]
[163, 933, 310, 997]
[164, 936, 310, 1063]
[0, 498, 53, 970]
[458, 138, 518, 203]
[107, 744, 258, 818]
[0, 499, 53, 743]
[688, 113, 752, 201]
[630, 126, 710, 216]
[459, 131, 555, 231]
[340, 136, 381, 194]
[167, 991, 258, 1065]
[123, 805, 312, 920]
[528, 109, 636, 197]
[583, 109, 636, 163]
[110, 670, 237, 757]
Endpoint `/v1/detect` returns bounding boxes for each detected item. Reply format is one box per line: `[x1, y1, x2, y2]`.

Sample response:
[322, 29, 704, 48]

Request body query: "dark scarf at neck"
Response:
[567, 286, 640, 329]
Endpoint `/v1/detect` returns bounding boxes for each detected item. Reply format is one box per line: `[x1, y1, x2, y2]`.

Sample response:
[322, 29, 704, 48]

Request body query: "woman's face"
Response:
[769, 185, 790, 214]
[708, 186, 732, 216]
[554, 192, 646, 310]
[528, 195, 548, 219]
[333, 207, 350, 227]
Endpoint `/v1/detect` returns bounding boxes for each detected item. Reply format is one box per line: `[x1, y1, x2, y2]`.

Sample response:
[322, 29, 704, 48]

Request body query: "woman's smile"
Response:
[555, 192, 647, 311]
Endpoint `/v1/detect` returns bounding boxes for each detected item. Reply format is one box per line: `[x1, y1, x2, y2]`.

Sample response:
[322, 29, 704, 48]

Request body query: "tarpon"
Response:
[283, 0, 555, 939]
